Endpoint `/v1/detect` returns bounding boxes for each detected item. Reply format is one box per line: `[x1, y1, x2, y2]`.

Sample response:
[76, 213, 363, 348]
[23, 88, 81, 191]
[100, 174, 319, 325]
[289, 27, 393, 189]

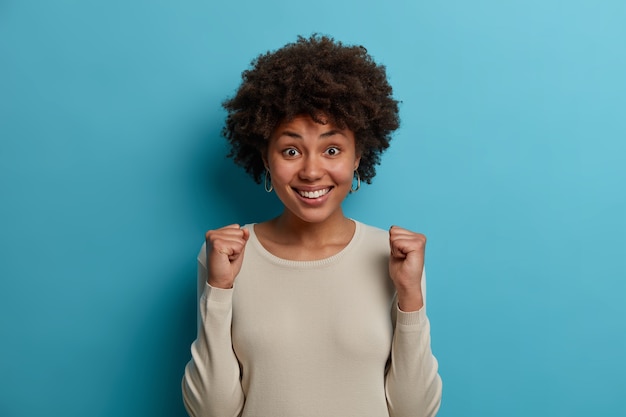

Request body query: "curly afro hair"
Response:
[222, 34, 400, 184]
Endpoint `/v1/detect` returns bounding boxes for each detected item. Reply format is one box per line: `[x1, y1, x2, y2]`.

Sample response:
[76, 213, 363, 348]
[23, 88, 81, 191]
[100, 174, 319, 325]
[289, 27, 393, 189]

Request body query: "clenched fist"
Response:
[205, 224, 250, 289]
[388, 225, 426, 312]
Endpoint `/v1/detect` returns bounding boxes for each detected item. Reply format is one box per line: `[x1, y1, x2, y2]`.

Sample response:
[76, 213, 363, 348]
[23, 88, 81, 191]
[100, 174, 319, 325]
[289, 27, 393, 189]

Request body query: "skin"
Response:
[205, 115, 425, 311]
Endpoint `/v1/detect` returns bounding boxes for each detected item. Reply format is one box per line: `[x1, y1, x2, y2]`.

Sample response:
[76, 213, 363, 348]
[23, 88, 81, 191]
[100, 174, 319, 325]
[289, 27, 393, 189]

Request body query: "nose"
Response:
[299, 154, 323, 181]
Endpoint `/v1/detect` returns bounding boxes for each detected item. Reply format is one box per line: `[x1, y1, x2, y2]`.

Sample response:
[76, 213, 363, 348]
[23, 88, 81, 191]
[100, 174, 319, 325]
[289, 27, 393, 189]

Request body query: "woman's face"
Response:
[265, 115, 360, 226]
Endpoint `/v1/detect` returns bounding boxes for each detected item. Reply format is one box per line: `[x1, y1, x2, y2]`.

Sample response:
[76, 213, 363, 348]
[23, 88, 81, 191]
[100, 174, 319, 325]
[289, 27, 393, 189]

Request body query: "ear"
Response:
[261, 151, 269, 171]
[354, 154, 361, 171]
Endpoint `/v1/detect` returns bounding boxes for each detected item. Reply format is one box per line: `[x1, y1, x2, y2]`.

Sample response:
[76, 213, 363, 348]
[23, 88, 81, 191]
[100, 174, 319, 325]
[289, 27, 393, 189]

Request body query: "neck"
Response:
[271, 210, 354, 247]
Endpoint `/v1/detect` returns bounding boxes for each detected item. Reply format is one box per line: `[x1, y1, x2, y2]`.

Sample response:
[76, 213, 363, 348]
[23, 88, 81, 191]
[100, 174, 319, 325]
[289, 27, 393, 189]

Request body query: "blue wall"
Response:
[1, 1, 625, 416]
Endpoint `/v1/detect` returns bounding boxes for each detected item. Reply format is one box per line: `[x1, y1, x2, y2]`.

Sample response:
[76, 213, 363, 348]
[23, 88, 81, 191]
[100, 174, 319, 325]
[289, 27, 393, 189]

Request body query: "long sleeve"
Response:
[181, 222, 442, 417]
[181, 258, 245, 417]
[385, 271, 443, 417]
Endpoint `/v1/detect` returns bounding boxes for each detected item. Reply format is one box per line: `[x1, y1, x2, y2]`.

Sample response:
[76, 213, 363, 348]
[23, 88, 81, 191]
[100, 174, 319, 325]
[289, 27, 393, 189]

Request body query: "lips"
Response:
[295, 187, 332, 199]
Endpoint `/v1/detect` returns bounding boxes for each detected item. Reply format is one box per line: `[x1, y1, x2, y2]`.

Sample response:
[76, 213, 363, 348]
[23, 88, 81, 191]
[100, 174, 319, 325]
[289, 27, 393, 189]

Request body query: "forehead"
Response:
[272, 114, 349, 136]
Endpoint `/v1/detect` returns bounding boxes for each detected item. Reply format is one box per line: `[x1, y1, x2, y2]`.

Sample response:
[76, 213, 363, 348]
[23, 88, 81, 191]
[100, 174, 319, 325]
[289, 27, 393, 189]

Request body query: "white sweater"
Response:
[182, 221, 442, 417]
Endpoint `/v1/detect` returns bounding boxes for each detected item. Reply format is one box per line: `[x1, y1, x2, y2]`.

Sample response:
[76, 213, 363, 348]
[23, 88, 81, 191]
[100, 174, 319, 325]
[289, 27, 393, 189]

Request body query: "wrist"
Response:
[207, 277, 234, 289]
[396, 288, 424, 312]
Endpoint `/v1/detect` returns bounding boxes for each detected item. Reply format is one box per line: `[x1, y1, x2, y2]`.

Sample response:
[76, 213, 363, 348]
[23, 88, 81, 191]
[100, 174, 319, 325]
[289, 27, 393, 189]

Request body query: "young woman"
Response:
[182, 35, 442, 417]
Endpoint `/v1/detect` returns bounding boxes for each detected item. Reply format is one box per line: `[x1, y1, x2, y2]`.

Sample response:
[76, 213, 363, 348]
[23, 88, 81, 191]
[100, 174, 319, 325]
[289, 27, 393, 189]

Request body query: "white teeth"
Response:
[299, 188, 330, 199]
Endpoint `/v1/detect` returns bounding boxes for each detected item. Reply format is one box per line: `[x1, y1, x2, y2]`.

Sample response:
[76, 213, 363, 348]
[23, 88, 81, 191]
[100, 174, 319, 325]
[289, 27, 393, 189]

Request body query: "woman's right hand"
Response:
[205, 224, 250, 289]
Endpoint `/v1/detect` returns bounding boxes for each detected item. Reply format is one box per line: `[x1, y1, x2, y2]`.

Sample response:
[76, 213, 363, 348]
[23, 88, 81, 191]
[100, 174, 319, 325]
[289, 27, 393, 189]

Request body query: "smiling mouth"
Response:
[295, 187, 332, 199]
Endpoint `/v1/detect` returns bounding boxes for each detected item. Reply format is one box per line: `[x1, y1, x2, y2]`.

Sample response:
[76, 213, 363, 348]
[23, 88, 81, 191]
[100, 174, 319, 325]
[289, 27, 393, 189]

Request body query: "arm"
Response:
[181, 256, 245, 417]
[386, 226, 442, 416]
[385, 289, 442, 416]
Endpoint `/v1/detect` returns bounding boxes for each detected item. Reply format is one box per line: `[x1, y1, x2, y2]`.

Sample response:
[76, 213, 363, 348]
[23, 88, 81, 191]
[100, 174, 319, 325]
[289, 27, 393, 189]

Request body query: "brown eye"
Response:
[282, 148, 300, 157]
[325, 147, 340, 156]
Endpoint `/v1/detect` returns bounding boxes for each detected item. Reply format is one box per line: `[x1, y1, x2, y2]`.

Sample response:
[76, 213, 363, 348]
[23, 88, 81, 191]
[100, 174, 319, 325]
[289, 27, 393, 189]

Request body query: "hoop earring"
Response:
[264, 170, 273, 193]
[350, 170, 361, 193]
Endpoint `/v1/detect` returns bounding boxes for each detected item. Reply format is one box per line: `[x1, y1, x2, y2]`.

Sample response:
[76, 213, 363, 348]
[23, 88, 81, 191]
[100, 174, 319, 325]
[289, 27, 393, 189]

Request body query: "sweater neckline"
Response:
[246, 220, 363, 269]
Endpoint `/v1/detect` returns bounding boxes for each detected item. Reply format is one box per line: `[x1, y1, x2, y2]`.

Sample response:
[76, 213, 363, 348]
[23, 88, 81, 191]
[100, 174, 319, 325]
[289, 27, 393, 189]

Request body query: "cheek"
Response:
[267, 161, 291, 181]
[331, 162, 357, 184]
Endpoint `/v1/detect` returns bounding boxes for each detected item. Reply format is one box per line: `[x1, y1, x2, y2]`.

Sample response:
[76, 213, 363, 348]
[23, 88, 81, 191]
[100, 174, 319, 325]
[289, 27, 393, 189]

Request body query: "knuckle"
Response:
[206, 231, 221, 244]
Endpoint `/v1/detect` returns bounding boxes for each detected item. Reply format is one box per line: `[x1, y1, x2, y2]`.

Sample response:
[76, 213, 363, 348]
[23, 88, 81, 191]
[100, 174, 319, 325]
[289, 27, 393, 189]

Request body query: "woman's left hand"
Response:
[388, 225, 426, 312]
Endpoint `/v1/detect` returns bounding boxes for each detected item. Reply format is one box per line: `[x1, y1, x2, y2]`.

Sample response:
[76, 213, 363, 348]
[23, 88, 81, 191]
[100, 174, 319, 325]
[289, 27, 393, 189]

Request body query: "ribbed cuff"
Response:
[396, 306, 427, 327]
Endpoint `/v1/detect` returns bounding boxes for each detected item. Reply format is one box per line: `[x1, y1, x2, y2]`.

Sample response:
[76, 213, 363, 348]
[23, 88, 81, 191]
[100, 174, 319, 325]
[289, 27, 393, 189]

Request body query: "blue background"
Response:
[1, 0, 625, 416]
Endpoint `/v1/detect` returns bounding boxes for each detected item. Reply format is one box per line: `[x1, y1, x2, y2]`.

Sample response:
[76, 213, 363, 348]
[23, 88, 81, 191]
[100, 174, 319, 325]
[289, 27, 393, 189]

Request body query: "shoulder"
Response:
[353, 221, 389, 253]
[356, 221, 389, 241]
